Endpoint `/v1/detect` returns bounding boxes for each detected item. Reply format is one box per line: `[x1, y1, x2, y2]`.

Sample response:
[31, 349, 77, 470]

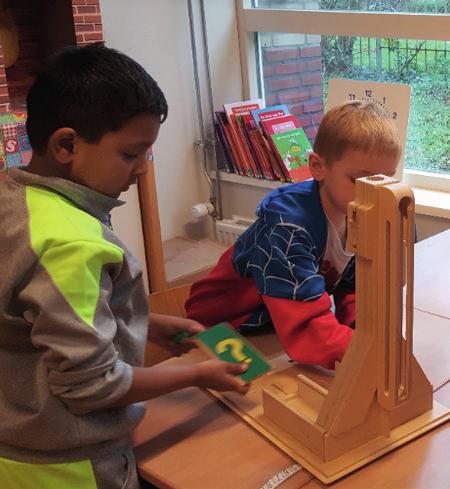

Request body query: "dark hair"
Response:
[26, 43, 168, 154]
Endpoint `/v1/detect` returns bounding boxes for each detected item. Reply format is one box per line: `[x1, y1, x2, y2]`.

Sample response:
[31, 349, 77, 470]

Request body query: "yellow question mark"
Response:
[215, 338, 252, 364]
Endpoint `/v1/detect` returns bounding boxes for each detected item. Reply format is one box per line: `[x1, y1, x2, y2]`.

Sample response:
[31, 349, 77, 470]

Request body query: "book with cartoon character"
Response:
[270, 127, 312, 182]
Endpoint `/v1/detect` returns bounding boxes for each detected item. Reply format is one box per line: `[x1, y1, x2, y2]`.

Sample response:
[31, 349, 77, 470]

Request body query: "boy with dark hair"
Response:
[186, 101, 401, 370]
[0, 44, 247, 489]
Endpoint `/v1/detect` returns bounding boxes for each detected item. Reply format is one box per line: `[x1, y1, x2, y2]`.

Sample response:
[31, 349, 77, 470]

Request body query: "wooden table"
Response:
[413, 229, 450, 320]
[134, 230, 450, 489]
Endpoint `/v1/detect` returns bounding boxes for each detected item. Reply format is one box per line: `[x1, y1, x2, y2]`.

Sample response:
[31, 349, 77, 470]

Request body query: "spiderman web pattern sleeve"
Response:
[234, 215, 326, 302]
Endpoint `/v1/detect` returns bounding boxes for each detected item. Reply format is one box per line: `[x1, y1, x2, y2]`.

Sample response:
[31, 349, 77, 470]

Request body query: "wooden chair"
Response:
[138, 156, 226, 294]
[144, 283, 192, 366]
[138, 160, 166, 293]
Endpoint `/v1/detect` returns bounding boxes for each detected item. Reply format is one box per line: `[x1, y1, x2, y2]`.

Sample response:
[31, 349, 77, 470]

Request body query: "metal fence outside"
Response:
[352, 38, 448, 78]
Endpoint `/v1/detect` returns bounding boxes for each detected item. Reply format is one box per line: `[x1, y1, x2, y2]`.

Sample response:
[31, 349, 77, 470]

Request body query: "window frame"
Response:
[236, 1, 450, 192]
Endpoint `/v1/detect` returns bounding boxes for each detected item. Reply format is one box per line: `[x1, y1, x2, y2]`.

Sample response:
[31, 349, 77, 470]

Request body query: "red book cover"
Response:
[260, 114, 300, 136]
[216, 111, 244, 175]
[258, 129, 288, 182]
[215, 112, 237, 174]
[251, 105, 289, 126]
[260, 114, 309, 182]
[223, 99, 264, 178]
[241, 114, 276, 180]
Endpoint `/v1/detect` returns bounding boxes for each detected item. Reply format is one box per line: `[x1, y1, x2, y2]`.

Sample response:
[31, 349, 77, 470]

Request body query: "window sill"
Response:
[213, 170, 284, 190]
[213, 171, 450, 220]
[412, 187, 450, 220]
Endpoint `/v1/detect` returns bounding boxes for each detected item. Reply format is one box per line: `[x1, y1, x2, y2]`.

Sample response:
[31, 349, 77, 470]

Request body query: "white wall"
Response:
[100, 0, 242, 281]
[100, 0, 213, 255]
[203, 1, 243, 111]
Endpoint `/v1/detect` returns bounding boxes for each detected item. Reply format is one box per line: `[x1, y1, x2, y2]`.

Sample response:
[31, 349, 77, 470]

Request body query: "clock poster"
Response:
[327, 78, 411, 178]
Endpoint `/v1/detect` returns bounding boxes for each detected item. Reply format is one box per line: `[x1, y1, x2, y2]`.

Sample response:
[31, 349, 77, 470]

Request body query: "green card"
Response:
[195, 322, 272, 382]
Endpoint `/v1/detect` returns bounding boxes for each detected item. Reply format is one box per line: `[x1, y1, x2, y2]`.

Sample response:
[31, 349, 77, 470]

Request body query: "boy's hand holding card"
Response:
[175, 322, 272, 383]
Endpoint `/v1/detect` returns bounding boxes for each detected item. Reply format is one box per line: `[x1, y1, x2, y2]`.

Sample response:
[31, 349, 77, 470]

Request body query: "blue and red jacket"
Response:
[185, 179, 355, 369]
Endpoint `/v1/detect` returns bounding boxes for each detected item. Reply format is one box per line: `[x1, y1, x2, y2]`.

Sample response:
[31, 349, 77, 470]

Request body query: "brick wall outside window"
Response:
[258, 0, 323, 143]
[261, 40, 324, 143]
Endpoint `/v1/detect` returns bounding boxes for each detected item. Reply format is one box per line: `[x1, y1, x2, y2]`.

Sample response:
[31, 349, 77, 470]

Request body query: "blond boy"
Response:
[186, 101, 401, 369]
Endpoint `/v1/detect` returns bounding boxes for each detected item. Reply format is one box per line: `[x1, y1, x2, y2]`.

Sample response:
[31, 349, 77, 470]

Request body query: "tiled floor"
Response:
[163, 237, 227, 286]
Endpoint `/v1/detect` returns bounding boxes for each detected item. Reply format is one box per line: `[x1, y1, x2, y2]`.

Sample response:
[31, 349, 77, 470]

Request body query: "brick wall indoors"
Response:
[72, 0, 103, 46]
[0, 0, 104, 173]
[0, 0, 103, 112]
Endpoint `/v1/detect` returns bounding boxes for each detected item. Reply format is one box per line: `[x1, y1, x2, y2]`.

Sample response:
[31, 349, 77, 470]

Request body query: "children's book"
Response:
[252, 106, 300, 181]
[215, 100, 313, 183]
[214, 120, 236, 173]
[240, 118, 264, 178]
[215, 110, 245, 175]
[195, 322, 272, 383]
[223, 99, 265, 178]
[241, 114, 276, 180]
[270, 128, 312, 182]
[260, 113, 300, 135]
[259, 130, 288, 182]
[251, 104, 289, 126]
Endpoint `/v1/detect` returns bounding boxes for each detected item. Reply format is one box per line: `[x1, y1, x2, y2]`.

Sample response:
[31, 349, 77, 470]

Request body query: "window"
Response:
[236, 1, 449, 192]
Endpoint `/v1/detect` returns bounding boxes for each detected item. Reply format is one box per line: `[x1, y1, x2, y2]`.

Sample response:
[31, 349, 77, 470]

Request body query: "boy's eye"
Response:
[123, 153, 138, 160]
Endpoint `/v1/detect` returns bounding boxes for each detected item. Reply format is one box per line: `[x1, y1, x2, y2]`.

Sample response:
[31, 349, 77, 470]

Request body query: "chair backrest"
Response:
[137, 159, 166, 293]
[144, 283, 192, 366]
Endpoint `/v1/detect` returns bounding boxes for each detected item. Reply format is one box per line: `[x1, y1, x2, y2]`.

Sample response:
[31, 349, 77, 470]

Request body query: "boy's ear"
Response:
[308, 151, 326, 181]
[48, 128, 77, 164]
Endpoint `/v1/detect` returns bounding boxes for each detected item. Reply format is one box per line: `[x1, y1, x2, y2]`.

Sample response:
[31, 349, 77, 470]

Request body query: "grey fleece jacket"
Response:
[0, 168, 148, 463]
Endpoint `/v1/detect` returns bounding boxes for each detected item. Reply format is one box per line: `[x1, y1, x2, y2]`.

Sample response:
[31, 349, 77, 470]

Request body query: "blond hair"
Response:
[313, 100, 401, 164]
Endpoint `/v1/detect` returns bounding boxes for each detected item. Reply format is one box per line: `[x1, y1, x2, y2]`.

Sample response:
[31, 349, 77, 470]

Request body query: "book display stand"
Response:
[209, 175, 450, 483]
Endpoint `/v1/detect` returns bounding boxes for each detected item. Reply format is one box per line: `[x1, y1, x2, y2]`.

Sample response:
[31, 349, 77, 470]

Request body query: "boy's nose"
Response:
[134, 157, 149, 177]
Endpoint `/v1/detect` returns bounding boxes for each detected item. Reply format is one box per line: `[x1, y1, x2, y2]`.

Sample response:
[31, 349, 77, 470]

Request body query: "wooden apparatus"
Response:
[210, 176, 450, 483]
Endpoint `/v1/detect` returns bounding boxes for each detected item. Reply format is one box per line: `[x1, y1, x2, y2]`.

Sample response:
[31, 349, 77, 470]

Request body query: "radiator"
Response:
[215, 215, 254, 246]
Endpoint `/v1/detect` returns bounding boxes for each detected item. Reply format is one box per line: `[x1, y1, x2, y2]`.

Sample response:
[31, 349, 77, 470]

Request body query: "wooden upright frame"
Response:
[137, 162, 166, 293]
[210, 176, 450, 483]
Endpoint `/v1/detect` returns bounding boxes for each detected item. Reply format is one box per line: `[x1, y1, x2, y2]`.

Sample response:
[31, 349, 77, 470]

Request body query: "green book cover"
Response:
[195, 323, 272, 383]
[271, 127, 312, 182]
